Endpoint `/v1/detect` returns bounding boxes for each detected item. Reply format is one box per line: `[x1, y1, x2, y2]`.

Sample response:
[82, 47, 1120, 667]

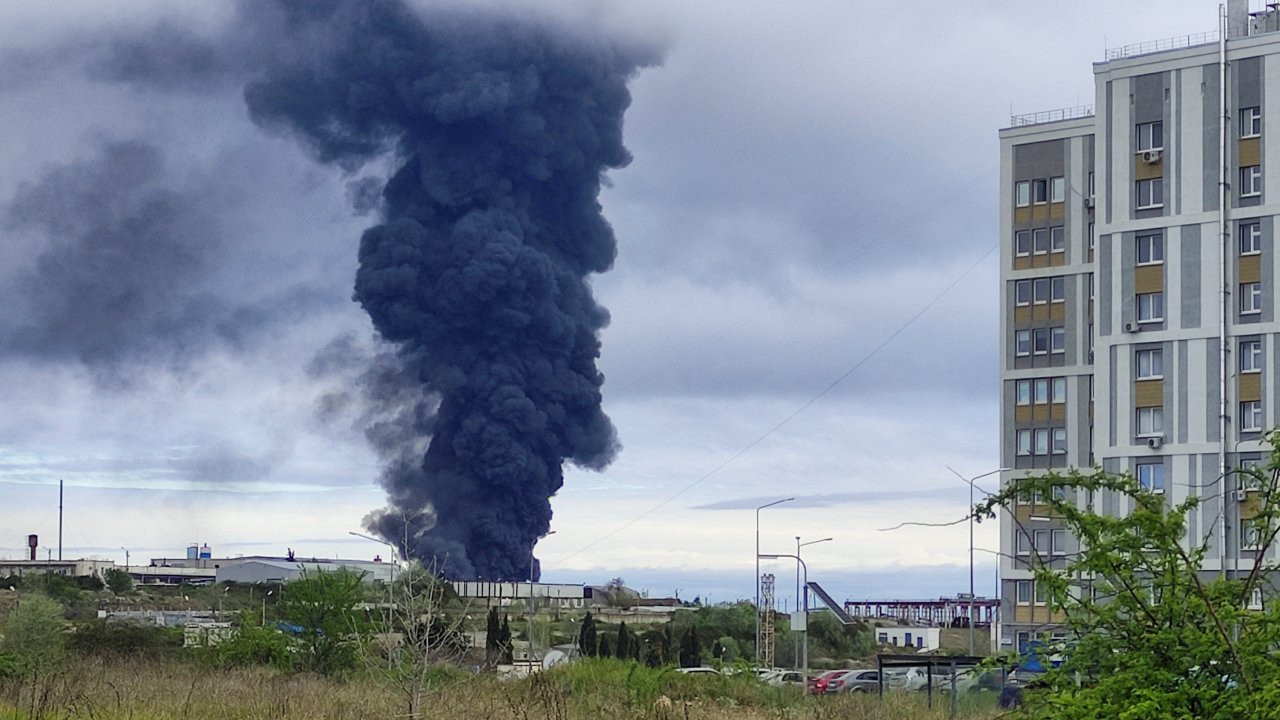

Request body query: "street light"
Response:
[947, 466, 1009, 656]
[755, 497, 794, 664]
[349, 530, 399, 600]
[528, 530, 556, 661]
[263, 589, 273, 625]
[759, 552, 809, 679]
[794, 537, 832, 671]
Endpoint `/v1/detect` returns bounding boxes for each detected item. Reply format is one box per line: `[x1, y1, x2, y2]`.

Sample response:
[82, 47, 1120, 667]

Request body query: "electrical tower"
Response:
[761, 573, 776, 668]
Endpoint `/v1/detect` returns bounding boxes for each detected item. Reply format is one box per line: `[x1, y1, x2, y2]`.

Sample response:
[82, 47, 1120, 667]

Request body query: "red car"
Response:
[808, 670, 848, 695]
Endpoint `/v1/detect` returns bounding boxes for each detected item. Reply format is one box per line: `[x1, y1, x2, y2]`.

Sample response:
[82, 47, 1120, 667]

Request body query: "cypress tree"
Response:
[599, 632, 612, 658]
[615, 621, 630, 660]
[485, 607, 500, 664]
[499, 615, 513, 664]
[578, 612, 597, 657]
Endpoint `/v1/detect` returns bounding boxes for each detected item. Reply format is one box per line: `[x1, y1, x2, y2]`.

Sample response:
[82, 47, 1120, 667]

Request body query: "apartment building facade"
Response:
[998, 1, 1280, 652]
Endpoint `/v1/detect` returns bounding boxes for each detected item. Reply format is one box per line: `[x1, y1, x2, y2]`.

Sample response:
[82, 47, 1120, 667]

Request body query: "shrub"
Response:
[1, 594, 68, 678]
[69, 620, 182, 658]
[196, 624, 294, 670]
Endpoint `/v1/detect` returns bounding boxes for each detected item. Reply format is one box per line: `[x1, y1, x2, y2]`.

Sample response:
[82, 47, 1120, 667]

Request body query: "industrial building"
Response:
[999, 1, 1280, 651]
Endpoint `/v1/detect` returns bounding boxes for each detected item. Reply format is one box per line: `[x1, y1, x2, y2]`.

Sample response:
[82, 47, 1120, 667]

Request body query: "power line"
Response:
[557, 240, 999, 564]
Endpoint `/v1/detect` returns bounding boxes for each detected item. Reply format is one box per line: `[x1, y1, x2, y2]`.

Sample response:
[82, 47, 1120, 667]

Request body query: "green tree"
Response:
[974, 430, 1280, 719]
[278, 568, 368, 675]
[578, 611, 597, 657]
[615, 621, 630, 660]
[598, 632, 612, 658]
[104, 568, 133, 594]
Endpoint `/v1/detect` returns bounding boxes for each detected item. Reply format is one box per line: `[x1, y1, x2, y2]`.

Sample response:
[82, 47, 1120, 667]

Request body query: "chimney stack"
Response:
[27, 534, 37, 561]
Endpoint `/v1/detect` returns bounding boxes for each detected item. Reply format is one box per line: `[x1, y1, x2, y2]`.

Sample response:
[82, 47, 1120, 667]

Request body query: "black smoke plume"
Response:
[234, 1, 653, 579]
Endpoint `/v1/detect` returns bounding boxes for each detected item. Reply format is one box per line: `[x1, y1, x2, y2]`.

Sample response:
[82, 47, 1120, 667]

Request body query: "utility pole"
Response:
[754, 497, 793, 665]
[58, 479, 63, 561]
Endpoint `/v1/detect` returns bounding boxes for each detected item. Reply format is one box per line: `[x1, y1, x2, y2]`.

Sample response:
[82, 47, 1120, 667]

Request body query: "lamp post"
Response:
[528, 530, 556, 662]
[948, 466, 1008, 656]
[754, 497, 793, 665]
[760, 553, 808, 679]
[795, 537, 831, 672]
[120, 546, 129, 573]
[263, 589, 273, 625]
[349, 531, 398, 601]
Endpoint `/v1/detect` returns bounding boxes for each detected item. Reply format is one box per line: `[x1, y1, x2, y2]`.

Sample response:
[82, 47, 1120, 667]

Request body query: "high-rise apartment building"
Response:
[998, 1, 1280, 652]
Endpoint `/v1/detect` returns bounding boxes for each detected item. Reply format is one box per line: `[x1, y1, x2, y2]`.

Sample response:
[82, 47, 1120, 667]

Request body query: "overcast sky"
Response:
[0, 1, 1228, 606]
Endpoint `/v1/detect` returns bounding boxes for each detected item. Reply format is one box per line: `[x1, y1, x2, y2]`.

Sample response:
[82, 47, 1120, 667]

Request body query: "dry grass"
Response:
[0, 658, 1001, 720]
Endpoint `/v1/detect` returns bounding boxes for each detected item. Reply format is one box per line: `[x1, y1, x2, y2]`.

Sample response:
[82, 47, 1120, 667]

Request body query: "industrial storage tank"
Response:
[199, 544, 212, 560]
[186, 544, 199, 560]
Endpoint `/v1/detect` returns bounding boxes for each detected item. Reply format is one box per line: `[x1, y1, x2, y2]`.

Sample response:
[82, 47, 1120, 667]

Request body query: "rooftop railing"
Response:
[1009, 105, 1095, 128]
[1104, 30, 1219, 61]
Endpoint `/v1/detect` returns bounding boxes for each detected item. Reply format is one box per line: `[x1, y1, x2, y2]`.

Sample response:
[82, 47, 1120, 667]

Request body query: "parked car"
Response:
[766, 670, 806, 688]
[677, 667, 721, 676]
[884, 666, 929, 691]
[808, 670, 847, 694]
[830, 669, 879, 693]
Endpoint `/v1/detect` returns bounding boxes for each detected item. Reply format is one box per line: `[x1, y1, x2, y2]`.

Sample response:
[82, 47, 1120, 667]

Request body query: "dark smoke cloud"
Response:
[157, 0, 656, 579]
[0, 139, 334, 382]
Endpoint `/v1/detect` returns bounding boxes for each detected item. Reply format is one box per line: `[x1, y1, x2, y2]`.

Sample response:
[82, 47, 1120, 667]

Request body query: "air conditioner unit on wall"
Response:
[1146, 436, 1163, 450]
[1083, 196, 1095, 208]
[1234, 489, 1248, 503]
[1142, 149, 1163, 164]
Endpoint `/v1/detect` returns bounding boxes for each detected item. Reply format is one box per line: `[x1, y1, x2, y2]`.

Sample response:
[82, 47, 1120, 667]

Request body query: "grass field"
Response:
[0, 657, 1002, 720]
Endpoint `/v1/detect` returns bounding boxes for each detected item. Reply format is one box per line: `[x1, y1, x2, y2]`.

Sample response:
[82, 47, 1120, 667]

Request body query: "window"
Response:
[1033, 278, 1051, 304]
[1137, 178, 1164, 209]
[1051, 377, 1067, 403]
[1242, 523, 1262, 550]
[1089, 171, 1095, 197]
[1241, 165, 1263, 197]
[1137, 292, 1164, 323]
[1051, 327, 1065, 354]
[1136, 348, 1163, 379]
[1136, 232, 1164, 265]
[1035, 581, 1049, 606]
[1136, 121, 1164, 151]
[1052, 428, 1067, 454]
[1033, 328, 1049, 355]
[1015, 230, 1032, 256]
[1016, 580, 1033, 602]
[1241, 340, 1263, 373]
[1016, 532, 1031, 557]
[1016, 181, 1031, 207]
[1137, 462, 1165, 493]
[1033, 228, 1050, 254]
[1249, 588, 1264, 611]
[1015, 279, 1032, 306]
[1034, 378, 1050, 404]
[1051, 529, 1067, 555]
[1240, 282, 1263, 315]
[1017, 429, 1033, 456]
[1136, 406, 1164, 437]
[1241, 401, 1264, 432]
[1033, 179, 1048, 204]
[1016, 631, 1031, 651]
[1052, 484, 1067, 500]
[1015, 330, 1032, 356]
[1088, 273, 1095, 300]
[1050, 276, 1065, 302]
[1241, 106, 1262, 138]
[1033, 529, 1049, 552]
[1050, 176, 1065, 202]
[1088, 222, 1095, 253]
[1050, 226, 1065, 253]
[1016, 380, 1032, 405]
[1034, 428, 1049, 455]
[1240, 221, 1262, 255]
